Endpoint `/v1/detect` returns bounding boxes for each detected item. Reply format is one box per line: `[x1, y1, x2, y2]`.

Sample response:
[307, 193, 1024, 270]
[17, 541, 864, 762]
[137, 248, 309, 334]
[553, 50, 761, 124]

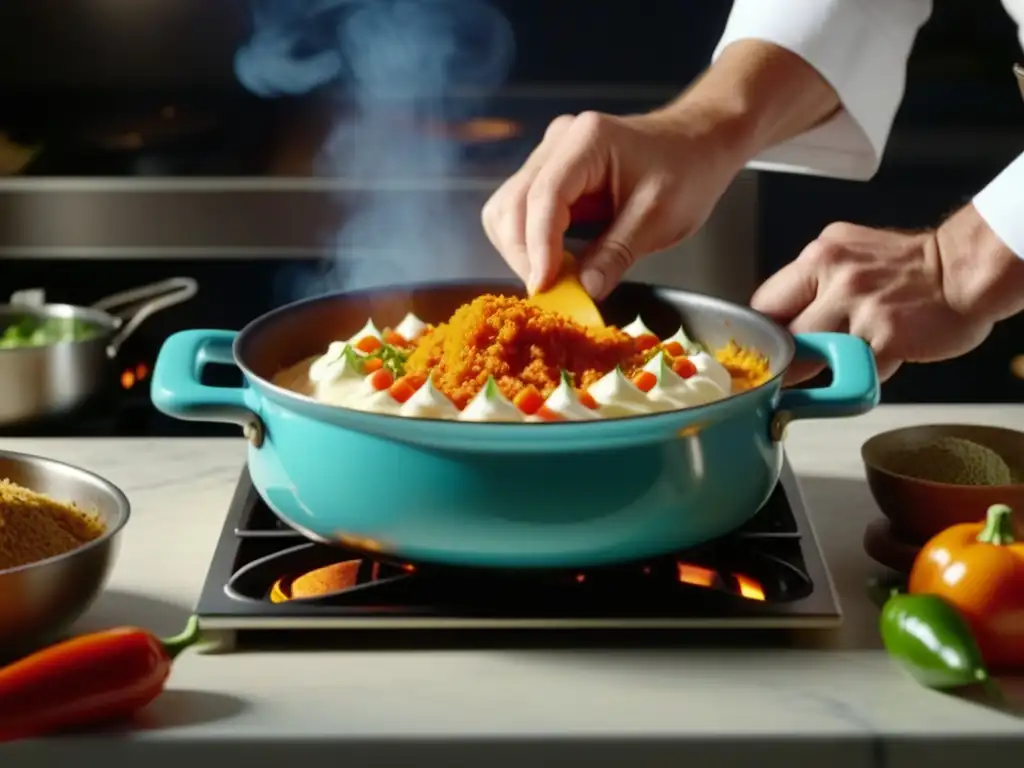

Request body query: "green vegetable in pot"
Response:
[880, 592, 992, 690]
[0, 316, 103, 349]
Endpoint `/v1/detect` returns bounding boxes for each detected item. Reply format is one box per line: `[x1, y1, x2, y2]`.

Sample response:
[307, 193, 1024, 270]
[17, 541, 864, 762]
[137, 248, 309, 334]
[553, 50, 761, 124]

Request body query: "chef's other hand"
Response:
[751, 205, 1024, 383]
[481, 109, 740, 299]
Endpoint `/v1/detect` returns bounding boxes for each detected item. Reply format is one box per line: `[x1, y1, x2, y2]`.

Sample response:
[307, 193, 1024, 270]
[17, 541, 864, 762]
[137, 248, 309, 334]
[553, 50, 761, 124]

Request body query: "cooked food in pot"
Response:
[273, 294, 772, 422]
[0, 316, 104, 349]
[0, 479, 106, 570]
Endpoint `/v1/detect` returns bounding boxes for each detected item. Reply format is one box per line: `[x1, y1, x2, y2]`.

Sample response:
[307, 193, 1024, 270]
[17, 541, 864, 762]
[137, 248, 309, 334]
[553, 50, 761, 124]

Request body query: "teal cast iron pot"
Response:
[150, 281, 879, 568]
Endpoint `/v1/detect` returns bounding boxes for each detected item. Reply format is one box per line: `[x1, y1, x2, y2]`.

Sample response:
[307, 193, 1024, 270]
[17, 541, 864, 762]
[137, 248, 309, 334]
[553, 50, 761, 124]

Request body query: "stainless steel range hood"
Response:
[0, 172, 759, 302]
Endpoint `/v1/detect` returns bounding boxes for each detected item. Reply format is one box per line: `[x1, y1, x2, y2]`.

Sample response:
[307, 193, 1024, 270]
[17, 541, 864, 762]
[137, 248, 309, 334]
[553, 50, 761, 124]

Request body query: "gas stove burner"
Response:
[225, 539, 813, 608]
[194, 457, 840, 651]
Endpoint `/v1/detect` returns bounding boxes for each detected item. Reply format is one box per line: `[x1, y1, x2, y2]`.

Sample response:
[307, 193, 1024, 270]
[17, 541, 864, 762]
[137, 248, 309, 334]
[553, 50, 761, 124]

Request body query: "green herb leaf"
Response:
[363, 342, 409, 378]
[342, 344, 366, 374]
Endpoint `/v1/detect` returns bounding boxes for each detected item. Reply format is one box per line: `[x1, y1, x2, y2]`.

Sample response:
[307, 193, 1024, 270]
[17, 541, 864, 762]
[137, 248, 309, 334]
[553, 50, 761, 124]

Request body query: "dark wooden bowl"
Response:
[861, 424, 1024, 545]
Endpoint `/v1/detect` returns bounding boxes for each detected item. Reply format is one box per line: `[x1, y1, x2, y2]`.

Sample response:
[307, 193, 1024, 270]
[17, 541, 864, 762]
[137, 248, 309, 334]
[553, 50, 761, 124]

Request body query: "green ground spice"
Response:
[888, 436, 1013, 486]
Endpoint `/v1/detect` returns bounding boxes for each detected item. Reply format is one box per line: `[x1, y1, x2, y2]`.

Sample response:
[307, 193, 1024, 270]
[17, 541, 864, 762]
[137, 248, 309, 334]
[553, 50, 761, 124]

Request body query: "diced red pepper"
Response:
[672, 358, 698, 379]
[513, 386, 545, 415]
[369, 369, 394, 391]
[535, 406, 566, 422]
[662, 341, 685, 357]
[354, 336, 382, 354]
[384, 331, 408, 347]
[389, 374, 425, 404]
[631, 370, 657, 392]
[634, 334, 660, 352]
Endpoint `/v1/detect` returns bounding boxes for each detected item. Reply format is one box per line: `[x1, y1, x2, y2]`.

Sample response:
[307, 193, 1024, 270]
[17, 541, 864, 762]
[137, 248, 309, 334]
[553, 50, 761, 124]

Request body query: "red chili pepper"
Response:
[0, 615, 200, 742]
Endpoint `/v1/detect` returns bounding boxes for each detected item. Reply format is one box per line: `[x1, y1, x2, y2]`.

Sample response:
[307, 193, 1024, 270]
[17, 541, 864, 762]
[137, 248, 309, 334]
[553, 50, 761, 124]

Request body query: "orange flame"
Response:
[677, 562, 767, 601]
[735, 574, 766, 601]
[677, 562, 716, 588]
[120, 362, 150, 389]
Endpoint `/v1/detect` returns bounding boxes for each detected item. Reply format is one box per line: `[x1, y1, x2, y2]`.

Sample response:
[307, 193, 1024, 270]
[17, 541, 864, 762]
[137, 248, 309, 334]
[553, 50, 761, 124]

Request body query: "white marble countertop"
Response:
[4, 405, 1024, 768]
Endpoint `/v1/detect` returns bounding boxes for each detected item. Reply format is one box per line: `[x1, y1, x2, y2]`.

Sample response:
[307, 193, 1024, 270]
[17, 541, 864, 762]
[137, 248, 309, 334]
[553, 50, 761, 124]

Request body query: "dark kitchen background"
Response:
[0, 0, 1023, 433]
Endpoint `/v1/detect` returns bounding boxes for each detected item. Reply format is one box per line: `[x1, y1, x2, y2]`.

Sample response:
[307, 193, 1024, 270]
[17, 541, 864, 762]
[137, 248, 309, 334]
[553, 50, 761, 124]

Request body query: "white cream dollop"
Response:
[309, 344, 366, 405]
[663, 326, 734, 393]
[309, 342, 348, 383]
[588, 367, 650, 419]
[641, 352, 690, 411]
[621, 316, 654, 338]
[458, 378, 524, 422]
[543, 374, 599, 421]
[664, 326, 701, 354]
[347, 319, 382, 345]
[335, 372, 403, 414]
[643, 351, 727, 408]
[399, 376, 459, 420]
[395, 312, 427, 341]
[359, 387, 403, 415]
[690, 351, 733, 393]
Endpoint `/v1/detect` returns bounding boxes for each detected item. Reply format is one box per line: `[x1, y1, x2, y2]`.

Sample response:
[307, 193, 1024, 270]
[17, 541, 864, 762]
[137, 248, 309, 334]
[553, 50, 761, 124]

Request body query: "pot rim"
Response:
[231, 278, 797, 428]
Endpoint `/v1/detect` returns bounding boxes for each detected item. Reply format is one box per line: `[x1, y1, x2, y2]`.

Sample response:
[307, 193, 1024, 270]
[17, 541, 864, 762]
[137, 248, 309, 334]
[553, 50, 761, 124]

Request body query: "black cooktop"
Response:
[0, 387, 237, 438]
[194, 458, 841, 652]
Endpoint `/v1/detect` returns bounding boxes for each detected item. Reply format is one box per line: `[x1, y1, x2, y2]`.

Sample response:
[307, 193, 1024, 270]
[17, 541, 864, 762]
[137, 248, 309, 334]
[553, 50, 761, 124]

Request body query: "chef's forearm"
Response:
[661, 39, 841, 163]
[938, 203, 1024, 327]
[943, 151, 1024, 325]
[686, 0, 932, 180]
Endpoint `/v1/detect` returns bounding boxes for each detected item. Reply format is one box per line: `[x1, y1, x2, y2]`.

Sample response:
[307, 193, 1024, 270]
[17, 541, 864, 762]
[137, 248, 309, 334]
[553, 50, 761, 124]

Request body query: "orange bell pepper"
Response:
[908, 504, 1024, 671]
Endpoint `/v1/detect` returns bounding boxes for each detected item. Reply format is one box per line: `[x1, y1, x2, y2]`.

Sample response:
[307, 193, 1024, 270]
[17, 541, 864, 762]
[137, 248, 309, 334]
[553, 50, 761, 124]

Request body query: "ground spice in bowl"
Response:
[0, 479, 106, 571]
[887, 436, 1014, 486]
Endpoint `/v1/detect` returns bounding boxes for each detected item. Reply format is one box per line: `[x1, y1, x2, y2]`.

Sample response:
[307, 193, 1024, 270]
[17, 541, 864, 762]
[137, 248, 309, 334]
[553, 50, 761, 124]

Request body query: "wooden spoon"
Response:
[528, 252, 605, 328]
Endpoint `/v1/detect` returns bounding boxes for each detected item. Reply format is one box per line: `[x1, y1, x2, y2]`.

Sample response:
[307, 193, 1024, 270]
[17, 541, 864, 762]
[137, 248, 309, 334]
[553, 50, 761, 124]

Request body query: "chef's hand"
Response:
[481, 109, 741, 299]
[482, 40, 845, 298]
[752, 204, 1024, 383]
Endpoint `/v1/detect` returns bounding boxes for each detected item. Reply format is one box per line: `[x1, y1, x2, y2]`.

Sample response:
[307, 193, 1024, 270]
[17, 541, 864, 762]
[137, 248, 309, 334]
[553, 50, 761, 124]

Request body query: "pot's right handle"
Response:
[772, 332, 880, 440]
[150, 329, 265, 447]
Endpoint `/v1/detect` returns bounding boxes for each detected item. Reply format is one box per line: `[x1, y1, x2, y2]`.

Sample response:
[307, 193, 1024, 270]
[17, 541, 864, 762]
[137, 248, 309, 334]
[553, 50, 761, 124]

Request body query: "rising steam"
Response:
[235, 0, 516, 298]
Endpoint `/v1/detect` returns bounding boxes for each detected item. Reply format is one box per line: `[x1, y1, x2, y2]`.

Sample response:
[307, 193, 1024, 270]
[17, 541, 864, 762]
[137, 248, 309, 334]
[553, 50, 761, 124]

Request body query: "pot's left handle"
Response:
[772, 332, 880, 440]
[151, 329, 265, 447]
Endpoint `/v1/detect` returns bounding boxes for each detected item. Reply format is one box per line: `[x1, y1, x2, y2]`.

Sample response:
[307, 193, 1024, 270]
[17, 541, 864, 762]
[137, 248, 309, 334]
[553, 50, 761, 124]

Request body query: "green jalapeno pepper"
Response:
[880, 592, 992, 691]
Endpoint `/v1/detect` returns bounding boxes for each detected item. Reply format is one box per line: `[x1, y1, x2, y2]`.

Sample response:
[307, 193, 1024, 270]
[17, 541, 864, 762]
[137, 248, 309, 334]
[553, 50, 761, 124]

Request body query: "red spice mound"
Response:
[404, 294, 643, 409]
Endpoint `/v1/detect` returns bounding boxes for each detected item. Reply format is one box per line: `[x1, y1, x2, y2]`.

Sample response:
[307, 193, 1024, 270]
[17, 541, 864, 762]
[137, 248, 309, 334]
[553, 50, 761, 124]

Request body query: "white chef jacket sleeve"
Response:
[973, 151, 1024, 259]
[712, 0, 932, 180]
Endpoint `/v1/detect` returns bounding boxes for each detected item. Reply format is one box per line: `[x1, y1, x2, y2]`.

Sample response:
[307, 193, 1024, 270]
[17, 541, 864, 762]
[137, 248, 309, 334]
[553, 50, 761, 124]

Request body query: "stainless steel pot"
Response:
[0, 449, 130, 657]
[0, 278, 197, 426]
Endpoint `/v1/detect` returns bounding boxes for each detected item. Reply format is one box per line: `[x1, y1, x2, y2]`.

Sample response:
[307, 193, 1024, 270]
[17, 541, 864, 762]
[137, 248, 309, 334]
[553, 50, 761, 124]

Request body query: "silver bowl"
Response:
[0, 450, 129, 655]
